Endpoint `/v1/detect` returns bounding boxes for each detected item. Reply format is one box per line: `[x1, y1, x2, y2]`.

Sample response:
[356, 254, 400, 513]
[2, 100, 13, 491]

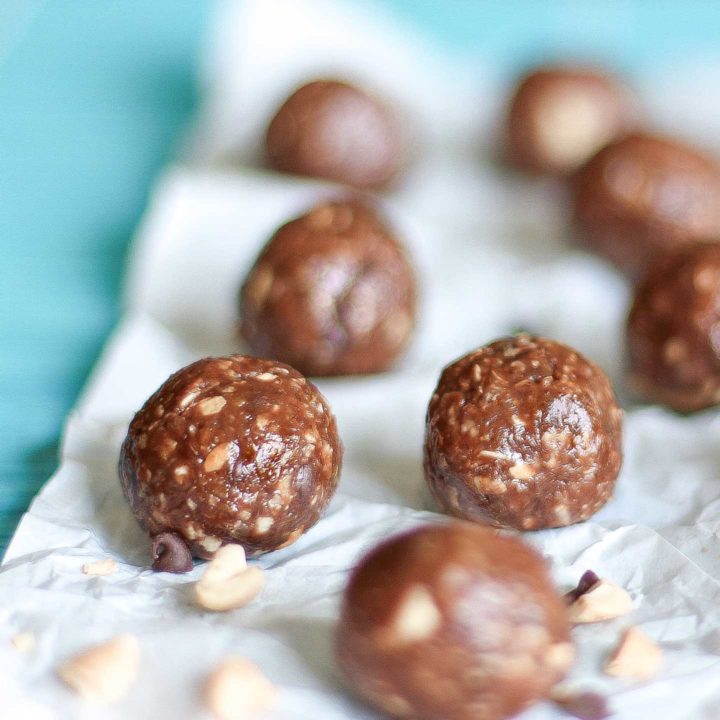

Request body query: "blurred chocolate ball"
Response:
[265, 79, 406, 189]
[573, 133, 720, 277]
[505, 65, 633, 176]
[119, 355, 342, 562]
[336, 522, 573, 720]
[628, 242, 720, 412]
[424, 335, 623, 530]
[240, 198, 417, 376]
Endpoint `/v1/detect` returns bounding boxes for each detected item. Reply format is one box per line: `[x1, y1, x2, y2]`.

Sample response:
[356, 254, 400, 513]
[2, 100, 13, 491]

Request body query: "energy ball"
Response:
[240, 199, 417, 377]
[505, 66, 632, 176]
[627, 242, 720, 412]
[572, 133, 720, 277]
[265, 79, 406, 190]
[336, 522, 573, 720]
[424, 335, 623, 530]
[119, 355, 342, 563]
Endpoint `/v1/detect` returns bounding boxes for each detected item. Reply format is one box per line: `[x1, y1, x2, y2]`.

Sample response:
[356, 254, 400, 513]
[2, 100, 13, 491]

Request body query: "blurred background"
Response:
[3, 0, 720, 553]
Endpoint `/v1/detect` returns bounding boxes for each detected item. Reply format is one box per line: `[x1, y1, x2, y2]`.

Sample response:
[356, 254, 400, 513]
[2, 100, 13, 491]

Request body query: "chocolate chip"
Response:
[564, 570, 601, 604]
[151, 532, 193, 573]
[554, 691, 611, 720]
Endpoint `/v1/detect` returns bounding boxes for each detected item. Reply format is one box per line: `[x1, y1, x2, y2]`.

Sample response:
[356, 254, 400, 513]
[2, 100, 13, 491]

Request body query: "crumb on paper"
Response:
[11, 632, 36, 653]
[82, 558, 119, 576]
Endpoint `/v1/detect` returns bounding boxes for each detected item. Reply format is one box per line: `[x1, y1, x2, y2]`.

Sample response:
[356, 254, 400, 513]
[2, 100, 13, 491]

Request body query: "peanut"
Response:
[604, 626, 662, 680]
[57, 634, 140, 703]
[82, 558, 118, 576]
[568, 579, 632, 623]
[195, 544, 265, 612]
[10, 632, 36, 653]
[205, 656, 278, 720]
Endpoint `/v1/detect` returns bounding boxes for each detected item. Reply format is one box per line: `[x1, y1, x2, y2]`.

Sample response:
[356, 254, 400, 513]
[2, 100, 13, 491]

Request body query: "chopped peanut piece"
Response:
[604, 627, 662, 680]
[10, 632, 36, 653]
[82, 558, 118, 576]
[205, 657, 278, 720]
[57, 634, 140, 703]
[568, 579, 632, 623]
[195, 545, 265, 612]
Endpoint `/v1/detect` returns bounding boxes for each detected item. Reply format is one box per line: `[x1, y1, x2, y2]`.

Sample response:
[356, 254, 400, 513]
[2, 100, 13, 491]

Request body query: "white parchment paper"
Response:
[3, 1, 720, 717]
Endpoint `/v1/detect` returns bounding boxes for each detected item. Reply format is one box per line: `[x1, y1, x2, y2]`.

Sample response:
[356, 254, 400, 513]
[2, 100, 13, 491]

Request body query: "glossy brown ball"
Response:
[240, 199, 417, 377]
[337, 522, 573, 720]
[628, 242, 720, 412]
[119, 355, 342, 560]
[424, 335, 623, 531]
[265, 79, 406, 190]
[572, 133, 720, 277]
[505, 66, 632, 176]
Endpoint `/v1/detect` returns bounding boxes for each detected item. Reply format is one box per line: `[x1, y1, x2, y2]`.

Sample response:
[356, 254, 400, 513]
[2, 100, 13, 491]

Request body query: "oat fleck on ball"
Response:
[572, 133, 720, 277]
[240, 199, 417, 377]
[424, 335, 623, 530]
[337, 522, 574, 720]
[505, 65, 633, 176]
[119, 355, 342, 566]
[265, 79, 406, 190]
[627, 242, 720, 412]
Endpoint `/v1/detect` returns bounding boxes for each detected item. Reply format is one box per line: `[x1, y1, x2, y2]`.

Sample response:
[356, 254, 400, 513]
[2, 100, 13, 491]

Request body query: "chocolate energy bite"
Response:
[119, 355, 342, 564]
[572, 133, 720, 277]
[337, 522, 573, 720]
[424, 335, 623, 530]
[627, 242, 720, 412]
[506, 66, 632, 176]
[265, 79, 406, 190]
[240, 199, 417, 377]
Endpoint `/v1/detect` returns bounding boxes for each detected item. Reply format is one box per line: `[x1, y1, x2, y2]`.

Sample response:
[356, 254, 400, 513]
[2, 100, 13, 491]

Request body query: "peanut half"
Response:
[604, 626, 662, 680]
[568, 579, 632, 624]
[195, 544, 265, 612]
[205, 656, 278, 720]
[57, 634, 140, 703]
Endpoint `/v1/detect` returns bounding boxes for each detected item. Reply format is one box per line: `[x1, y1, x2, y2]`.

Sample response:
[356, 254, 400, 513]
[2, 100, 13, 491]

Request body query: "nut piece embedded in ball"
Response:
[336, 522, 574, 720]
[240, 199, 417, 377]
[265, 79, 406, 190]
[119, 355, 342, 564]
[627, 242, 720, 412]
[572, 133, 720, 277]
[505, 65, 633, 176]
[424, 335, 623, 530]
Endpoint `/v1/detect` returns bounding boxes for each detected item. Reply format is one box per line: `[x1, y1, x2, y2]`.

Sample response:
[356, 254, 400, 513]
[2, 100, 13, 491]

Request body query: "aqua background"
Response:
[2, 0, 720, 553]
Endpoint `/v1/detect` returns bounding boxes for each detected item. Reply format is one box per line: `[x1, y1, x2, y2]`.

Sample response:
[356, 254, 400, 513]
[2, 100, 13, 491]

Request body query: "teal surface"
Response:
[2, 1, 720, 556]
[382, 0, 720, 74]
[0, 0, 213, 552]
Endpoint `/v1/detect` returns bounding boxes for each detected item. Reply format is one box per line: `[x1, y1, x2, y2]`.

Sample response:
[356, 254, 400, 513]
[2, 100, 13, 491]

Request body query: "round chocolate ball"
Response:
[336, 522, 573, 720]
[265, 79, 406, 190]
[505, 65, 632, 176]
[119, 355, 342, 562]
[424, 335, 623, 530]
[240, 199, 417, 377]
[627, 242, 720, 412]
[572, 133, 720, 277]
